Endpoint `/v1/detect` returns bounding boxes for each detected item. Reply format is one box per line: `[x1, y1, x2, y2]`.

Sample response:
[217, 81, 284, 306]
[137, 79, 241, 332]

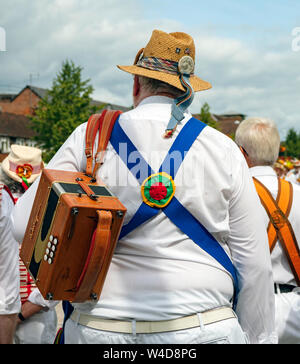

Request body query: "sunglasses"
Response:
[237, 145, 249, 157]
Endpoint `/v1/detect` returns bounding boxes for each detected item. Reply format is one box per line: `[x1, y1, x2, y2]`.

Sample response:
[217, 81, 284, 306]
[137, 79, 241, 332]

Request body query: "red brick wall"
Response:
[0, 88, 40, 116]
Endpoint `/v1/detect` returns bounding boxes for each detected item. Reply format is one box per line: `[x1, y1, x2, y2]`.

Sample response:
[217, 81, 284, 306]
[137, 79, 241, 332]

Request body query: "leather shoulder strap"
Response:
[92, 110, 122, 177]
[85, 113, 105, 177]
[253, 177, 300, 285]
[277, 178, 293, 218]
[265, 178, 293, 251]
[85, 110, 122, 178]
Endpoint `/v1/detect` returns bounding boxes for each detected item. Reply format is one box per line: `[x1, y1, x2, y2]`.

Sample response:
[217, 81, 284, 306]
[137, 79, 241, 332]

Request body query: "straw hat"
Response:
[2, 144, 44, 184]
[117, 29, 212, 92]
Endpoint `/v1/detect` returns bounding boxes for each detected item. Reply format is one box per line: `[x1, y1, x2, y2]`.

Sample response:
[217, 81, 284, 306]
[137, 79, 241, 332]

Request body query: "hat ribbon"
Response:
[9, 161, 41, 176]
[137, 56, 194, 76]
[164, 74, 194, 138]
[136, 55, 195, 138]
[21, 177, 29, 190]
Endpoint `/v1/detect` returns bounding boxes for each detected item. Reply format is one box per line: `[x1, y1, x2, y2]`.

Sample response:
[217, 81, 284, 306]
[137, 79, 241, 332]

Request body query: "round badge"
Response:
[141, 172, 176, 208]
[178, 55, 194, 75]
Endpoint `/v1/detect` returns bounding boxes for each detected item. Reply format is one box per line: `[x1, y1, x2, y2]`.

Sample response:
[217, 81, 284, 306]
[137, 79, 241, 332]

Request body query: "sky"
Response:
[0, 0, 299, 139]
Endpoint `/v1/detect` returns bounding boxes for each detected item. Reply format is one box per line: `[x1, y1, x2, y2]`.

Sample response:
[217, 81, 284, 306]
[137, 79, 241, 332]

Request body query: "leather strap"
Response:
[75, 178, 98, 201]
[85, 110, 122, 178]
[266, 178, 293, 251]
[253, 177, 300, 285]
[74, 210, 113, 302]
[93, 110, 122, 177]
[85, 113, 105, 177]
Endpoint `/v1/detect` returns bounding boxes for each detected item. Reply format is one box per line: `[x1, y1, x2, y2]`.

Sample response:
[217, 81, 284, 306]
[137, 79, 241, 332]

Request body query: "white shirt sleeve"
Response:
[27, 287, 59, 309]
[0, 190, 21, 315]
[228, 157, 277, 344]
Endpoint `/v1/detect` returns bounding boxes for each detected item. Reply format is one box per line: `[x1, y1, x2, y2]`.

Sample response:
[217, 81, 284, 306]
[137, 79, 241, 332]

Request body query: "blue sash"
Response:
[58, 116, 239, 343]
[110, 116, 238, 299]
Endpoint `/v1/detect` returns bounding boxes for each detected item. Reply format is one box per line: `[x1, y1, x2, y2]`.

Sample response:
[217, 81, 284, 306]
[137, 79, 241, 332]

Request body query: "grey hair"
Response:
[138, 76, 185, 98]
[0, 167, 25, 194]
[235, 117, 281, 166]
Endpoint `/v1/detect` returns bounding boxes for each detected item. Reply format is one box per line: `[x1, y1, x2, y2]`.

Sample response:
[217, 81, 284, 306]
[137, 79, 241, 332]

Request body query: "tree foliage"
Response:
[30, 60, 102, 162]
[199, 102, 219, 130]
[282, 128, 300, 158]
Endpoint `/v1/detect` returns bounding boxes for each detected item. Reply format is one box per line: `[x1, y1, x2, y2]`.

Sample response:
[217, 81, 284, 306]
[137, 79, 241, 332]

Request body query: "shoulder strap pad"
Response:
[253, 177, 300, 285]
[85, 110, 122, 178]
[85, 112, 106, 177]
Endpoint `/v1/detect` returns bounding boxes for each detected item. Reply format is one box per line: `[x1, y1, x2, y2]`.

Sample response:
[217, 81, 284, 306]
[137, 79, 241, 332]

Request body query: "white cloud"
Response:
[0, 0, 299, 139]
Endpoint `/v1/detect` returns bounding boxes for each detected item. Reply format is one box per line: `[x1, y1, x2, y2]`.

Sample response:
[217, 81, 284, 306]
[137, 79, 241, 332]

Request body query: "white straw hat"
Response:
[2, 144, 44, 184]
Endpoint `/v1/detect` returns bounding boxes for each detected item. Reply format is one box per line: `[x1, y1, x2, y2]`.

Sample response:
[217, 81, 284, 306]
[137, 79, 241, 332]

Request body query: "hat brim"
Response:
[117, 65, 212, 92]
[1, 156, 43, 184]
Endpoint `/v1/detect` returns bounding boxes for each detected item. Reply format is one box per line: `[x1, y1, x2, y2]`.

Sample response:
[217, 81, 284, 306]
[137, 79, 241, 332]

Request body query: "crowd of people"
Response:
[0, 29, 299, 345]
[274, 156, 300, 184]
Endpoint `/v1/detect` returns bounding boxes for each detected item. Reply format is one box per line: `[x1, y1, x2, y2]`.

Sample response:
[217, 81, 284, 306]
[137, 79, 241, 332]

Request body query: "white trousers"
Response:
[14, 309, 57, 344]
[64, 315, 248, 344]
[275, 289, 300, 344]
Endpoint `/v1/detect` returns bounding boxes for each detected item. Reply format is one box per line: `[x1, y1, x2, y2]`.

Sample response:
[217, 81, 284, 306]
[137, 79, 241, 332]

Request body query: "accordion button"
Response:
[47, 242, 51, 248]
[44, 255, 48, 261]
[50, 235, 54, 242]
[53, 238, 58, 245]
[48, 258, 53, 264]
[46, 248, 50, 255]
[51, 245, 56, 252]
[49, 251, 54, 258]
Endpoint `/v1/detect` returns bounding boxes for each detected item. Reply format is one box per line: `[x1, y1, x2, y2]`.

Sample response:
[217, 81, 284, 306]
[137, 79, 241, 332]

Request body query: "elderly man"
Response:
[236, 117, 300, 344]
[12, 30, 276, 344]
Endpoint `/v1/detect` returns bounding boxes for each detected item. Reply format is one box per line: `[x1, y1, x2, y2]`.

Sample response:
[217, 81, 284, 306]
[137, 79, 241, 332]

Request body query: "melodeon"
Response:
[20, 169, 126, 302]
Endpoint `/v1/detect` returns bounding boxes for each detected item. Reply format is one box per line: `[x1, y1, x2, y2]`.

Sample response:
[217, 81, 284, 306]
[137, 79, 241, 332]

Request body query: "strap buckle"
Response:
[270, 209, 286, 231]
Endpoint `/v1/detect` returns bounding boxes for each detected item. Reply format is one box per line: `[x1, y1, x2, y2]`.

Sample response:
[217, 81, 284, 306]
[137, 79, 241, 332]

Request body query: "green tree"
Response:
[284, 128, 300, 158]
[30, 60, 103, 162]
[199, 102, 219, 130]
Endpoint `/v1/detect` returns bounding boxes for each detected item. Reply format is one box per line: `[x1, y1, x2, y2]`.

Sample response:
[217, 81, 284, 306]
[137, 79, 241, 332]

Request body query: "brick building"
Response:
[193, 112, 245, 138]
[0, 85, 47, 116]
[0, 84, 244, 162]
[0, 85, 131, 161]
[0, 112, 36, 161]
[212, 113, 245, 137]
[0, 85, 130, 116]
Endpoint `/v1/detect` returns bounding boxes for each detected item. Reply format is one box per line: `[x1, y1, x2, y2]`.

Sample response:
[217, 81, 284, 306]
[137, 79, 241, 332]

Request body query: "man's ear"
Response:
[133, 75, 140, 97]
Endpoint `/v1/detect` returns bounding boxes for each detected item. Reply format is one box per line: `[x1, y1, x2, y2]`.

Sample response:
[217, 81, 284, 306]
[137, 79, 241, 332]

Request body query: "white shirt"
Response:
[251, 165, 300, 286]
[12, 96, 276, 343]
[285, 169, 300, 185]
[0, 188, 21, 315]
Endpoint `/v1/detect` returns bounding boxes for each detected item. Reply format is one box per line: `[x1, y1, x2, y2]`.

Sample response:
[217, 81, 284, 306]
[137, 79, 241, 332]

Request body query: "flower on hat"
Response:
[16, 164, 33, 179]
[1, 144, 44, 184]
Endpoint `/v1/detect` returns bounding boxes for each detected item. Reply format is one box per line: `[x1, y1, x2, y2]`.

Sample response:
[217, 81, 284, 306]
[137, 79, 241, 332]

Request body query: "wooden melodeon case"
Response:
[20, 169, 126, 302]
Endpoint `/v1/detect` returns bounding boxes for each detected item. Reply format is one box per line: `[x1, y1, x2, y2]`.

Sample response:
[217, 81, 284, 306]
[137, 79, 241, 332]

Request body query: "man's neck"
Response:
[134, 92, 175, 107]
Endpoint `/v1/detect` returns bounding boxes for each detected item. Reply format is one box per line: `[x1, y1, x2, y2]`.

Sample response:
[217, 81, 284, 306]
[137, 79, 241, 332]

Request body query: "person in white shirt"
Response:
[1, 145, 57, 344]
[0, 183, 20, 344]
[285, 165, 300, 185]
[12, 29, 276, 344]
[235, 117, 300, 344]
